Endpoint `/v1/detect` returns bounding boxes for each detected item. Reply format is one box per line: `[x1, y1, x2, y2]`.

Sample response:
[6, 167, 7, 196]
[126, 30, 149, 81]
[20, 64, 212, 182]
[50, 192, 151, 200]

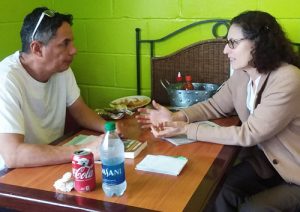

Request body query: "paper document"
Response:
[64, 135, 146, 159]
[136, 154, 188, 176]
[164, 135, 196, 146]
[64, 135, 98, 146]
[163, 121, 219, 146]
[63, 134, 101, 163]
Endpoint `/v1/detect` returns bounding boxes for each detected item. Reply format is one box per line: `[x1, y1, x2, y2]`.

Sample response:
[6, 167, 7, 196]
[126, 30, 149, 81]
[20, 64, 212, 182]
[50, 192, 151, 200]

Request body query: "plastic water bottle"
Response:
[100, 121, 127, 196]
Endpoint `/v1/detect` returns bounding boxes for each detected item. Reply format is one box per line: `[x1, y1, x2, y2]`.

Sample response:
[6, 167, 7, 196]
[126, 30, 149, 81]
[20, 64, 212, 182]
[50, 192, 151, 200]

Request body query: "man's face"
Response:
[41, 22, 77, 73]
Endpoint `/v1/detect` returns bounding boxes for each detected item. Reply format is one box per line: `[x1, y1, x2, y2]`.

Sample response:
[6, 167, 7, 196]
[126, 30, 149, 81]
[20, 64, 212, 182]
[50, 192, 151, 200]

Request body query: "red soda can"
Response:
[72, 149, 96, 192]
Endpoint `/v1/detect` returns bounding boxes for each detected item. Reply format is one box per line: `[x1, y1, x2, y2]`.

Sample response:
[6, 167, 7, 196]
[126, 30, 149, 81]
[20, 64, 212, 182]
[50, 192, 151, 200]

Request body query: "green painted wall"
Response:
[1, 0, 300, 108]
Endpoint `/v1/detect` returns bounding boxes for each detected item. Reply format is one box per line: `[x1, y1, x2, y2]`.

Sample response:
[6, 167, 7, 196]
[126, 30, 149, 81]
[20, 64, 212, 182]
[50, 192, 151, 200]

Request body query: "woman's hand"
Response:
[136, 100, 173, 128]
[150, 121, 188, 138]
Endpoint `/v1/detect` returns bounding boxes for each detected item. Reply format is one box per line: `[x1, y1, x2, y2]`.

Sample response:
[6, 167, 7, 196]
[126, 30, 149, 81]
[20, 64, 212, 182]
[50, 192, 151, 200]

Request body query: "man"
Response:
[0, 7, 105, 170]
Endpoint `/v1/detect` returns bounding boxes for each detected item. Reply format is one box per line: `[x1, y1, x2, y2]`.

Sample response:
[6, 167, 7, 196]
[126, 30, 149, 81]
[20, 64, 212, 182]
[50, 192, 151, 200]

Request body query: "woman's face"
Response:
[223, 24, 255, 71]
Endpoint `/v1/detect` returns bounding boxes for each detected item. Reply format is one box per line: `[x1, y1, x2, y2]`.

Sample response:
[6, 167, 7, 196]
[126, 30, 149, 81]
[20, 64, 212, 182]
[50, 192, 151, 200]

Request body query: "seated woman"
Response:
[136, 10, 300, 211]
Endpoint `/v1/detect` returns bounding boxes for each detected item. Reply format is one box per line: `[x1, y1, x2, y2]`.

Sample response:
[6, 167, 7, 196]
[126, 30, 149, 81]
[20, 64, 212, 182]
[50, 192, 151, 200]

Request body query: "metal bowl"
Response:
[161, 81, 219, 107]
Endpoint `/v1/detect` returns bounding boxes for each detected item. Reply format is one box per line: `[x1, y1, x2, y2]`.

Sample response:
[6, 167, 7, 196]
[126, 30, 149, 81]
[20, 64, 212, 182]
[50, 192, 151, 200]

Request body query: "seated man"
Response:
[0, 7, 105, 170]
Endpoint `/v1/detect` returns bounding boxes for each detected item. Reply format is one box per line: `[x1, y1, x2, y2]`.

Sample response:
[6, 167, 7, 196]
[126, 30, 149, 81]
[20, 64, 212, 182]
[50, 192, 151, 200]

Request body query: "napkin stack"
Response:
[53, 172, 74, 192]
[136, 155, 188, 176]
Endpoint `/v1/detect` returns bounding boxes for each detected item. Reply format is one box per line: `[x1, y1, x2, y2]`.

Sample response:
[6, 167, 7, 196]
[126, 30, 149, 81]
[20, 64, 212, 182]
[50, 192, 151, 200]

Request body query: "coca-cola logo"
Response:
[73, 164, 94, 180]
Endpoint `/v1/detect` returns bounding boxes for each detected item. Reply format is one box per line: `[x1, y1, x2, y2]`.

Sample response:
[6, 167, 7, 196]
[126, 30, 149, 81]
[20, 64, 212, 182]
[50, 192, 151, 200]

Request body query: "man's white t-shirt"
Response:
[0, 51, 80, 170]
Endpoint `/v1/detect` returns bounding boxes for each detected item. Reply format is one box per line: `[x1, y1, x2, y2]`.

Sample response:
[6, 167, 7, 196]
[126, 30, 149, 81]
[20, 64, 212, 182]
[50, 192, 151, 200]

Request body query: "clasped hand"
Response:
[136, 100, 188, 138]
[150, 121, 188, 138]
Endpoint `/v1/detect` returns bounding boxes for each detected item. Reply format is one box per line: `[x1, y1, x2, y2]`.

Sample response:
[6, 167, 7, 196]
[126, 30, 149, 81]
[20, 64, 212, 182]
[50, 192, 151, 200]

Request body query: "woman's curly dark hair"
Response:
[231, 11, 300, 73]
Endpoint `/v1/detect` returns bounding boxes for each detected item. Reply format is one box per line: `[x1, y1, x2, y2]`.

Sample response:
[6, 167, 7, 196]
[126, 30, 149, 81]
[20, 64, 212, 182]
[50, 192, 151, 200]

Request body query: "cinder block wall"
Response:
[1, 0, 300, 108]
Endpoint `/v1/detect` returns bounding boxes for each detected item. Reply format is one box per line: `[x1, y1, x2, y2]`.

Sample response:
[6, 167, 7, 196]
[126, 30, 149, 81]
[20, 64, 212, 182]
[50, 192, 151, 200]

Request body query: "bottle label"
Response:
[101, 162, 125, 185]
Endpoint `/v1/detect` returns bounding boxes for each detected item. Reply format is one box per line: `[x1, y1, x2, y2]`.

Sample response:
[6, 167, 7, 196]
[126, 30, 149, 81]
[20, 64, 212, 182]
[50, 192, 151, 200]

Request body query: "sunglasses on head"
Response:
[31, 9, 56, 41]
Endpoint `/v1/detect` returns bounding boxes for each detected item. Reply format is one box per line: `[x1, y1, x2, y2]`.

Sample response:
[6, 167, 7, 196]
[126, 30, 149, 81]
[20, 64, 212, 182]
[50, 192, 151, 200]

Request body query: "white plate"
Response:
[110, 95, 151, 110]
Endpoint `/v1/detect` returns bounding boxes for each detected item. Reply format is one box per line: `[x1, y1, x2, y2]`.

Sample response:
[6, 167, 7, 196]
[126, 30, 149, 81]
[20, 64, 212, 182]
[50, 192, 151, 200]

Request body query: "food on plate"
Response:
[110, 96, 151, 110]
[95, 109, 125, 120]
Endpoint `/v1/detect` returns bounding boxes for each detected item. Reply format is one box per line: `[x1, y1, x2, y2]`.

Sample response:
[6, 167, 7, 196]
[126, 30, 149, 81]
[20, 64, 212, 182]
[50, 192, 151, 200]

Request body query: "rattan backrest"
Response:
[151, 38, 230, 105]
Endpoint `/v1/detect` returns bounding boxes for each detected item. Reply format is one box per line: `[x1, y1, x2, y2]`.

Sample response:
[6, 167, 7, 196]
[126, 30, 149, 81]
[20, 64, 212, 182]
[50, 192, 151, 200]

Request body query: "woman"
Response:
[136, 11, 300, 211]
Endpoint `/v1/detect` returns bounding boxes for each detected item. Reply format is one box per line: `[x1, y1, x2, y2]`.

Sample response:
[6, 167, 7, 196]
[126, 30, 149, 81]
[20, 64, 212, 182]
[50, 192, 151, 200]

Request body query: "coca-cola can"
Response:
[72, 149, 96, 192]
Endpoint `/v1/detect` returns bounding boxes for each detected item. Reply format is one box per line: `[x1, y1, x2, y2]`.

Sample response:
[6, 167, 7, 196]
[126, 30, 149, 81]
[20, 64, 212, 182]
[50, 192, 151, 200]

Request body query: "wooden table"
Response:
[0, 116, 240, 212]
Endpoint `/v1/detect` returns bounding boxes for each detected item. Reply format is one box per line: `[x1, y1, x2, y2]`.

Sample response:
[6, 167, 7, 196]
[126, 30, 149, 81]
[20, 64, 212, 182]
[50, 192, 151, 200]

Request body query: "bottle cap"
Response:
[185, 75, 192, 81]
[104, 121, 116, 131]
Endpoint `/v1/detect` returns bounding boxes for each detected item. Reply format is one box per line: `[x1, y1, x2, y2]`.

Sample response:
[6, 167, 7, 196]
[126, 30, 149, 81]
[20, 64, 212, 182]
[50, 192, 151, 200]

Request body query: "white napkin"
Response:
[136, 155, 188, 176]
[53, 172, 74, 192]
[0, 154, 5, 171]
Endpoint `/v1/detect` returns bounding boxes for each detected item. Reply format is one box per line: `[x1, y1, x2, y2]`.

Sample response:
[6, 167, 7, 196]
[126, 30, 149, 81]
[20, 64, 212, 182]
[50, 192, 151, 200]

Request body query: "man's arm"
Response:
[68, 96, 106, 132]
[0, 133, 101, 169]
[0, 96, 104, 169]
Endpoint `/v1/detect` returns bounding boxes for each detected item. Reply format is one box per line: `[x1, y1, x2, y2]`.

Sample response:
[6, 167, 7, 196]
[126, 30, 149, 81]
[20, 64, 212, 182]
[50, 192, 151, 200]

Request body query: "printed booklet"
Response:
[64, 134, 147, 159]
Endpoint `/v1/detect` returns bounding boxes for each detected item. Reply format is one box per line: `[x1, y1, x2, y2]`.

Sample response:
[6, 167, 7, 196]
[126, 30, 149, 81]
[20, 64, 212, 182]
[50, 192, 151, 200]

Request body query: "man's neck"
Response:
[19, 52, 50, 82]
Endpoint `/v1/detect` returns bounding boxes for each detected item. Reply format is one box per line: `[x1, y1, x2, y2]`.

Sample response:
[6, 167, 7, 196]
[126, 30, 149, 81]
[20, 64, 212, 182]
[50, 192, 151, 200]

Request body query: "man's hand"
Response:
[150, 121, 188, 138]
[80, 134, 104, 161]
[136, 100, 173, 128]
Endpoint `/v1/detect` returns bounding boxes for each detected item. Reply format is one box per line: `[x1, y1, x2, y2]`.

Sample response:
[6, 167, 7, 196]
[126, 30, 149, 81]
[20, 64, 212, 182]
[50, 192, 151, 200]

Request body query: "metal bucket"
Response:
[161, 80, 220, 107]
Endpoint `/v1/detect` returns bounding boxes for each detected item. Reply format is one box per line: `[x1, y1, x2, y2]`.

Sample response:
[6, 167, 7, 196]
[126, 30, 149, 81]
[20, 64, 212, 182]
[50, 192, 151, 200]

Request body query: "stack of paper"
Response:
[164, 135, 196, 146]
[64, 135, 147, 159]
[136, 155, 188, 176]
[163, 121, 219, 146]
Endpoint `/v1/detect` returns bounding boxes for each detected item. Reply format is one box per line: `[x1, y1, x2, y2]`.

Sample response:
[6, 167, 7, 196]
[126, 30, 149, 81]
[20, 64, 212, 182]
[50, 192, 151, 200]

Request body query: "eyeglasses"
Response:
[31, 10, 56, 41]
[226, 38, 247, 49]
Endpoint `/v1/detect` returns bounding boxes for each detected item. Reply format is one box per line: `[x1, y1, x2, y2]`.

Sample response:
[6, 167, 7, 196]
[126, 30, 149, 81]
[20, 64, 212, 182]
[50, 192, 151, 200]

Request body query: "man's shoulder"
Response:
[0, 51, 21, 76]
[0, 51, 20, 64]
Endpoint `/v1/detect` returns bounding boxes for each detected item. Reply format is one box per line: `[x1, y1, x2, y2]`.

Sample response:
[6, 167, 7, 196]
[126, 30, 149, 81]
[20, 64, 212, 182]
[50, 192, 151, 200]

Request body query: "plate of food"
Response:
[110, 95, 151, 110]
[95, 108, 125, 120]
